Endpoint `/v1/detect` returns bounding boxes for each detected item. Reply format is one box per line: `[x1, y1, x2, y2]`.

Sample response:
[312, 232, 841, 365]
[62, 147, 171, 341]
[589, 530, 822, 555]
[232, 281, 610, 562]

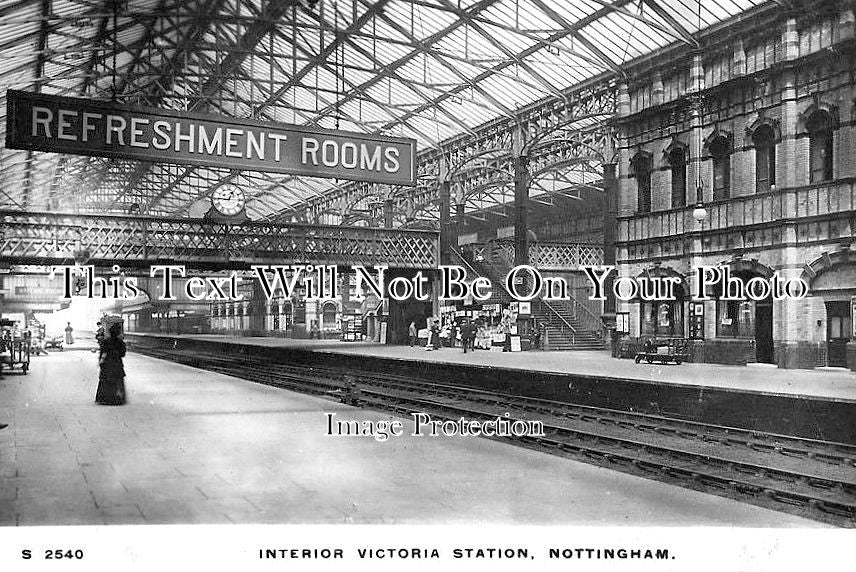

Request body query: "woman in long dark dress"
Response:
[96, 323, 126, 405]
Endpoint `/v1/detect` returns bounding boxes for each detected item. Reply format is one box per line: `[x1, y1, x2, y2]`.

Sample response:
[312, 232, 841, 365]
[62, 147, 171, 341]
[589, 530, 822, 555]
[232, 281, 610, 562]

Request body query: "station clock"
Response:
[211, 184, 246, 216]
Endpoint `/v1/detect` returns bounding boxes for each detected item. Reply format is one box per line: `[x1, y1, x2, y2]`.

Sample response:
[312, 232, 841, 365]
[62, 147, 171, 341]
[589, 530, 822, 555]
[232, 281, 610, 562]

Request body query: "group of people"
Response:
[95, 318, 127, 406]
[407, 317, 545, 353]
[408, 318, 480, 353]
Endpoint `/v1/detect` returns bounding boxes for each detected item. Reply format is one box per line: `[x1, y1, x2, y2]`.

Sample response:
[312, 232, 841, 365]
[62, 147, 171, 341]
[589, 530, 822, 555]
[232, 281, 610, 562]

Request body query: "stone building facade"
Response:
[615, 0, 856, 368]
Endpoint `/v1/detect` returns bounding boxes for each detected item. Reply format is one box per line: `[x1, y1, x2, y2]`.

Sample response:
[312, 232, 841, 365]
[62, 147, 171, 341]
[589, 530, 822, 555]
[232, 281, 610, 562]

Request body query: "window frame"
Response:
[668, 146, 687, 208]
[807, 111, 834, 184]
[752, 125, 776, 193]
[632, 153, 653, 214]
[709, 136, 731, 201]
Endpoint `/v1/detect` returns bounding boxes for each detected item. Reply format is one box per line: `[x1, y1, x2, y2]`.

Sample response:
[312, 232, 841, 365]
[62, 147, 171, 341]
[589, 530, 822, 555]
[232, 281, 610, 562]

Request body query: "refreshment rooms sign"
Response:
[5, 90, 416, 185]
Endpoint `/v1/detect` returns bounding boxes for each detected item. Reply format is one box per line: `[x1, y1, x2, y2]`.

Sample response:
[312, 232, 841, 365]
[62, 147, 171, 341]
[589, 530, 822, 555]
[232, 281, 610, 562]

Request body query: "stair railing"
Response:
[535, 298, 576, 346]
[448, 245, 481, 279]
[569, 298, 606, 339]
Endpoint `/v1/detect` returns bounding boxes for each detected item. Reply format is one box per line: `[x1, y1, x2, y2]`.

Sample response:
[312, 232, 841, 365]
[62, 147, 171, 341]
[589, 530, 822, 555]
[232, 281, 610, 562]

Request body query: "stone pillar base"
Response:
[775, 340, 827, 369]
[775, 341, 799, 369]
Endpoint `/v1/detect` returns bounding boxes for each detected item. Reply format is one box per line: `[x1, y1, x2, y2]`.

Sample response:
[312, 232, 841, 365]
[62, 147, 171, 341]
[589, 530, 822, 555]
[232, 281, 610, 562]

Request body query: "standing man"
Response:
[64, 322, 74, 345]
[460, 320, 472, 354]
[408, 321, 417, 347]
[531, 321, 542, 350]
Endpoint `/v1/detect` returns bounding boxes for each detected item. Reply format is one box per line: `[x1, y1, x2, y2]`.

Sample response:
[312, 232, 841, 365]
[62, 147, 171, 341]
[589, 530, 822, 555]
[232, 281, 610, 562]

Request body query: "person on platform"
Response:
[64, 322, 74, 345]
[424, 320, 434, 351]
[310, 320, 320, 340]
[408, 321, 417, 347]
[531, 322, 542, 351]
[95, 322, 126, 406]
[432, 319, 442, 350]
[460, 320, 473, 354]
[95, 321, 105, 346]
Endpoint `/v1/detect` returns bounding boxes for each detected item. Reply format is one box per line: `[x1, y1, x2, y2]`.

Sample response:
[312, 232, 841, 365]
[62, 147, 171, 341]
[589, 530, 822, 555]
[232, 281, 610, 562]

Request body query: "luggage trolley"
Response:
[634, 337, 689, 365]
[0, 319, 31, 374]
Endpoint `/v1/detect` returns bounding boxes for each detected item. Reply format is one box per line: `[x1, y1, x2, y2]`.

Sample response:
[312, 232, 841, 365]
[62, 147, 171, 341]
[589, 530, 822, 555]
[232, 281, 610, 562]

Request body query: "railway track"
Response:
[133, 344, 856, 527]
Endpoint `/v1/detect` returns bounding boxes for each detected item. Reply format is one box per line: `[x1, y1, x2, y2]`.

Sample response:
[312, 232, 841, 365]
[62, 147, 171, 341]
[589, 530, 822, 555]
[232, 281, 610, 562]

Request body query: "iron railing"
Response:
[0, 210, 440, 270]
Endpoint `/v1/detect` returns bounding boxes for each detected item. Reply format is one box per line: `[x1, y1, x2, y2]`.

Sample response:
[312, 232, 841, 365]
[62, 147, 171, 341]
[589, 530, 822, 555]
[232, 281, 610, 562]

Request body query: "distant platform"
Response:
[0, 349, 823, 526]
[129, 333, 856, 402]
[127, 332, 856, 444]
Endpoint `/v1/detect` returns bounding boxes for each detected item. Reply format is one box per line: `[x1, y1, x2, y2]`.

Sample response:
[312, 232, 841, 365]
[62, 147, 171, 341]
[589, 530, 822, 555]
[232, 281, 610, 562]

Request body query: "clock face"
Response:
[212, 184, 245, 216]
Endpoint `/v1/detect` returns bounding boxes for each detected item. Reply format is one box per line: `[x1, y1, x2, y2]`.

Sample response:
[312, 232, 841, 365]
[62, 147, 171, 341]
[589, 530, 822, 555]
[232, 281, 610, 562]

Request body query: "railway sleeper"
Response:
[815, 501, 856, 519]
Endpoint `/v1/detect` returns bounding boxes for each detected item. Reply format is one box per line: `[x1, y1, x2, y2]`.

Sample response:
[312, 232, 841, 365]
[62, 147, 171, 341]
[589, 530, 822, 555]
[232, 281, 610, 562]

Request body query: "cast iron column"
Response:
[439, 179, 452, 265]
[513, 154, 530, 266]
[602, 162, 618, 321]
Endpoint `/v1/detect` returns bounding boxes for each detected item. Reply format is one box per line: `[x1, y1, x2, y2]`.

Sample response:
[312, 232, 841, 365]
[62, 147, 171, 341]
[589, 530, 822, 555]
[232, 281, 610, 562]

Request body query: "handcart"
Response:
[0, 321, 31, 374]
[634, 337, 689, 365]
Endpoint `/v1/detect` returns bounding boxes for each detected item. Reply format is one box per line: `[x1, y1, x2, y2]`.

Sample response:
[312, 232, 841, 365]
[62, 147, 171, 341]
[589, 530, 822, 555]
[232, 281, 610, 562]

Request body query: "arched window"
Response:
[753, 125, 776, 193]
[807, 111, 834, 183]
[668, 147, 687, 208]
[322, 302, 337, 327]
[631, 154, 652, 214]
[709, 136, 731, 200]
[640, 285, 686, 337]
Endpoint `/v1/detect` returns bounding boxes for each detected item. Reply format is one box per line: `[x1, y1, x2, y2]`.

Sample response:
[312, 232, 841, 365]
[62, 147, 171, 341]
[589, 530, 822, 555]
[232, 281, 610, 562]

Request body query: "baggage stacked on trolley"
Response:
[0, 319, 31, 374]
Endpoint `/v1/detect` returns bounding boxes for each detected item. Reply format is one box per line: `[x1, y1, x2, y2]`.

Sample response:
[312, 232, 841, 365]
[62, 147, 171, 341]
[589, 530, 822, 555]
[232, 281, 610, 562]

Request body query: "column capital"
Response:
[511, 126, 529, 158]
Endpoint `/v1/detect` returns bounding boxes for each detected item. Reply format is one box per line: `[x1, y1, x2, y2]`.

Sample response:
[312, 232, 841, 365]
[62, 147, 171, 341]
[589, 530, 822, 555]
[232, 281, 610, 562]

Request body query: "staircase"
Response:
[450, 248, 604, 351]
[535, 299, 604, 350]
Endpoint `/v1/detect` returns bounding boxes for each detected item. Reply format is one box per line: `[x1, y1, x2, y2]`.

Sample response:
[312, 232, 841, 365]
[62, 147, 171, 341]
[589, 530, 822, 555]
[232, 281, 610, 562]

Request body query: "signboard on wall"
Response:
[689, 303, 704, 339]
[496, 226, 514, 239]
[6, 90, 417, 185]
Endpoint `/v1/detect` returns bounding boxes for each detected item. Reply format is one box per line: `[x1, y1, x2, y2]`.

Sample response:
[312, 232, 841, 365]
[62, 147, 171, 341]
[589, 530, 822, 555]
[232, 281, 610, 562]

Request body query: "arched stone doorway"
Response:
[803, 250, 856, 368]
[714, 258, 775, 364]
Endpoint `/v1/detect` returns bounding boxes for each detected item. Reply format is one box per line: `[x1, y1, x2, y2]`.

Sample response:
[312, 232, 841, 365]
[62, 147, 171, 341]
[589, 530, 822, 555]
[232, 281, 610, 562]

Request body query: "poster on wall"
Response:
[689, 303, 705, 339]
[851, 296, 856, 338]
[616, 312, 630, 334]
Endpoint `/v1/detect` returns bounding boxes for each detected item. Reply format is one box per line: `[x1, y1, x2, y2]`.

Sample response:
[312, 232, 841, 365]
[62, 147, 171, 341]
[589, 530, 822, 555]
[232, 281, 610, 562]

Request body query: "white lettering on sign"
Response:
[82, 113, 101, 142]
[300, 136, 400, 173]
[11, 91, 415, 185]
[32, 106, 53, 137]
[57, 110, 76, 141]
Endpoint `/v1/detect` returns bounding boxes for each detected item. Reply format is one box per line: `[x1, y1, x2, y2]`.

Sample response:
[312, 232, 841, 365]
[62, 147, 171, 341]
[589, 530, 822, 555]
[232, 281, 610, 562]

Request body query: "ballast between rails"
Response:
[131, 345, 856, 527]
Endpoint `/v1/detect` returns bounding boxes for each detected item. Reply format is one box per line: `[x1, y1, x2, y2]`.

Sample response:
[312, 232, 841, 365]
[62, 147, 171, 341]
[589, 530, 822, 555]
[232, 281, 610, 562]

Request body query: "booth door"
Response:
[754, 300, 774, 364]
[826, 301, 851, 368]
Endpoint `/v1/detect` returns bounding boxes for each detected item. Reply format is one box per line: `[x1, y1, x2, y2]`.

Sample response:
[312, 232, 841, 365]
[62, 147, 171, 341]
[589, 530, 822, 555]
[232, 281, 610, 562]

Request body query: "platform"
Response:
[0, 349, 822, 527]
[131, 333, 856, 401]
[125, 333, 856, 444]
